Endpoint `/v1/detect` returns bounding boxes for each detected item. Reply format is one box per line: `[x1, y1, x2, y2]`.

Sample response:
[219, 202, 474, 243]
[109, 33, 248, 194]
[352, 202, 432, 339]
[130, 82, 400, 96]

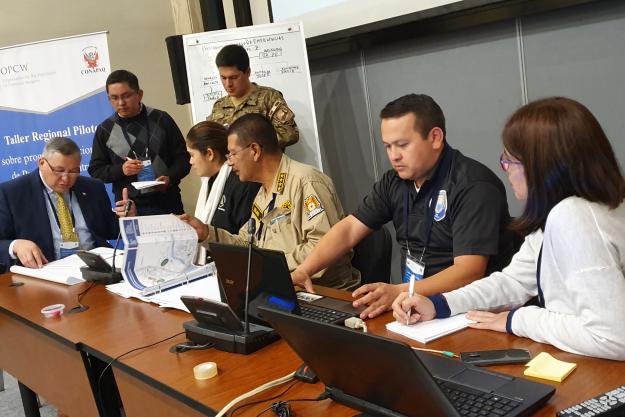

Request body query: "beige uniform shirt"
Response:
[208, 84, 299, 148]
[206, 155, 360, 290]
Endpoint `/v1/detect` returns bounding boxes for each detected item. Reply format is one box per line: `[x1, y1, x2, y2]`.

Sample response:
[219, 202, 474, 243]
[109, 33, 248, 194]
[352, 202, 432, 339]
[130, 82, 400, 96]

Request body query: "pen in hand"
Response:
[406, 273, 415, 325]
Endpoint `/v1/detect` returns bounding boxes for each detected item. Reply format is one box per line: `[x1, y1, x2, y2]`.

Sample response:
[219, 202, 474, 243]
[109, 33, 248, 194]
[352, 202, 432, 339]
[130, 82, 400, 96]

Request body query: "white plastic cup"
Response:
[41, 304, 65, 318]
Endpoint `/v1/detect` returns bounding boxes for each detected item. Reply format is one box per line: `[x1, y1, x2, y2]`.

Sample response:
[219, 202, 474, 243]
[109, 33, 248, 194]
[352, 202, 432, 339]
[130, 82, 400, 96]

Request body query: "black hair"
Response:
[228, 114, 279, 154]
[380, 94, 446, 137]
[215, 44, 250, 72]
[186, 121, 228, 158]
[106, 70, 140, 93]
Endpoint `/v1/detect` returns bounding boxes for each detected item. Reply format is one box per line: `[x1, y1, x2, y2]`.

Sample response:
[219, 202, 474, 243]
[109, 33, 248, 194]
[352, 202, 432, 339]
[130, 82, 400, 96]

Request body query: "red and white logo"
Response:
[82, 46, 99, 69]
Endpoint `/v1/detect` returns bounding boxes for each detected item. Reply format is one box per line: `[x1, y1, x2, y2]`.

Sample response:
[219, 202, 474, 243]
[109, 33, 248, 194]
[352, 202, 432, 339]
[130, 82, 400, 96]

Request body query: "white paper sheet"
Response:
[386, 314, 474, 344]
[130, 180, 165, 190]
[106, 275, 221, 312]
[9, 247, 120, 286]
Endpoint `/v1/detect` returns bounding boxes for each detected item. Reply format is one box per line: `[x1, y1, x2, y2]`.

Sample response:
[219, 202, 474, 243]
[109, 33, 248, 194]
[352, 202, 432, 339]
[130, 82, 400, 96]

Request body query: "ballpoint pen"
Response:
[406, 272, 415, 325]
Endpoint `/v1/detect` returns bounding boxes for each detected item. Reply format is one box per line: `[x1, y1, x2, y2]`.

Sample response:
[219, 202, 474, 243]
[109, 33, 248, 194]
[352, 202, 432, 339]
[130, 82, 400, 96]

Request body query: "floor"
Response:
[0, 371, 57, 417]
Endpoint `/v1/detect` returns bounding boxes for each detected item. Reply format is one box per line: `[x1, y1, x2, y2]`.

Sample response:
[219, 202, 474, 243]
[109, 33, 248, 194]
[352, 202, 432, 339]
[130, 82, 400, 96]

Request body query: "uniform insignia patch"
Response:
[434, 190, 447, 221]
[304, 195, 325, 220]
[281, 200, 292, 210]
[252, 203, 263, 221]
[274, 106, 295, 122]
[276, 172, 287, 193]
[217, 195, 226, 211]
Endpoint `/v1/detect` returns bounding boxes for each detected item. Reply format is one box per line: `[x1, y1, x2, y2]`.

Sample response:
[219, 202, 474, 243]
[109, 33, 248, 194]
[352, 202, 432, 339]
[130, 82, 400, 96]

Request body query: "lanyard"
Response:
[119, 109, 151, 160]
[403, 145, 453, 261]
[44, 190, 76, 232]
[256, 193, 277, 241]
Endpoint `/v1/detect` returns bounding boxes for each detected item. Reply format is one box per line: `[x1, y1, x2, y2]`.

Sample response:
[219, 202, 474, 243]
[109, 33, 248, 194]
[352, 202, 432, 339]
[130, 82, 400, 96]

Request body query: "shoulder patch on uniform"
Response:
[273, 105, 295, 123]
[433, 190, 447, 221]
[304, 195, 325, 220]
[276, 172, 287, 193]
[252, 203, 263, 221]
[281, 200, 292, 210]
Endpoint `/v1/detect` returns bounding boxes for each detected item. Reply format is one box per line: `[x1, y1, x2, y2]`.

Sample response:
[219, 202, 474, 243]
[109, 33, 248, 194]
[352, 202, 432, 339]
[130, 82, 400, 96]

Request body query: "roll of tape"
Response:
[193, 362, 218, 380]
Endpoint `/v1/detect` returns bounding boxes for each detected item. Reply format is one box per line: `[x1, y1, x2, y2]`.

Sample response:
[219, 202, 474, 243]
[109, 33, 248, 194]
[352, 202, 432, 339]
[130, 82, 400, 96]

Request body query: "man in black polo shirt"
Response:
[292, 94, 516, 319]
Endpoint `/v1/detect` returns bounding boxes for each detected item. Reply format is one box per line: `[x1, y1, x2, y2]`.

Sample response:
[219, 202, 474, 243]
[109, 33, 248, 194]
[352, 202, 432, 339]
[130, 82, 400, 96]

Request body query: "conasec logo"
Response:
[81, 46, 106, 74]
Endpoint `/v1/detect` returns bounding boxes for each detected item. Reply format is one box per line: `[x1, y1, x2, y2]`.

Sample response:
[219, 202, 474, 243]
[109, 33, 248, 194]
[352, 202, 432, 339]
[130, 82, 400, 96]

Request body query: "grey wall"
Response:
[310, 0, 625, 282]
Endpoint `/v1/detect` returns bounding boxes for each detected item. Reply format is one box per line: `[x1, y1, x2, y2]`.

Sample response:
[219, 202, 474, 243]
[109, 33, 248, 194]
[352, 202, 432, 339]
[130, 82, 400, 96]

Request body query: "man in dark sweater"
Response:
[89, 70, 190, 215]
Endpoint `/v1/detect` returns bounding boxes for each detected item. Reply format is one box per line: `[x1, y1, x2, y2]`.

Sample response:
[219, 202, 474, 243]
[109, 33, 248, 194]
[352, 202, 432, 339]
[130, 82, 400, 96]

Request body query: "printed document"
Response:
[120, 214, 213, 296]
[9, 247, 117, 285]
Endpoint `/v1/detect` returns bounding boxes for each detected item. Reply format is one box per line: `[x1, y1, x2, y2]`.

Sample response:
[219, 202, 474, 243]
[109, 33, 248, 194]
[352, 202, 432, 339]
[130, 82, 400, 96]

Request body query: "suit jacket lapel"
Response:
[72, 179, 93, 230]
[30, 170, 56, 261]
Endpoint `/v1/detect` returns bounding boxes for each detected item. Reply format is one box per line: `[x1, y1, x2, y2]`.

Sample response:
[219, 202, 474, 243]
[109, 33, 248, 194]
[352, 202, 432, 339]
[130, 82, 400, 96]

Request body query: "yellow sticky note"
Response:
[523, 352, 577, 382]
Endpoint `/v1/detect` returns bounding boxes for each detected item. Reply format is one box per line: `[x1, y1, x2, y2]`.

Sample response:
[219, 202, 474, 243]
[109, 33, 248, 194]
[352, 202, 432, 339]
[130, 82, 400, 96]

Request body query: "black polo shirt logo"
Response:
[433, 190, 448, 221]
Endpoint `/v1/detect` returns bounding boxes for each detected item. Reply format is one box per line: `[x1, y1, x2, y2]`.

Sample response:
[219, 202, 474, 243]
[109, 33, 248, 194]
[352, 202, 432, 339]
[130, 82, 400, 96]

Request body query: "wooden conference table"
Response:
[1, 272, 624, 416]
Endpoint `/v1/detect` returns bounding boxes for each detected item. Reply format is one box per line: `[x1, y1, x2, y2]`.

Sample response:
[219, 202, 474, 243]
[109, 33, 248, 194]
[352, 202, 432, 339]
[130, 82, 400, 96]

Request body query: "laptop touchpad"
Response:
[451, 368, 512, 392]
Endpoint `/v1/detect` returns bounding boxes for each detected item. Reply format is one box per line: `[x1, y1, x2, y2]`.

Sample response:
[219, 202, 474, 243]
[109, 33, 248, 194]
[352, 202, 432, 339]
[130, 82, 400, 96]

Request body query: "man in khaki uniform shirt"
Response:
[183, 113, 358, 290]
[208, 44, 299, 148]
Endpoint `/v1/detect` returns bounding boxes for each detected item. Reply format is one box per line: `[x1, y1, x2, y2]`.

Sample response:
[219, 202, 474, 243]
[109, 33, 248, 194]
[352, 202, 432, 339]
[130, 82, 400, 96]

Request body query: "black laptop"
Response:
[209, 242, 361, 326]
[259, 307, 556, 417]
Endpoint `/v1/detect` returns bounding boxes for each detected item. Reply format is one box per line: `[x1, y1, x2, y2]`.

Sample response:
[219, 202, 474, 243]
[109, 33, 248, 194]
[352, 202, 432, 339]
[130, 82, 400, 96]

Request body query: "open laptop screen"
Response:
[209, 243, 302, 326]
[259, 306, 459, 417]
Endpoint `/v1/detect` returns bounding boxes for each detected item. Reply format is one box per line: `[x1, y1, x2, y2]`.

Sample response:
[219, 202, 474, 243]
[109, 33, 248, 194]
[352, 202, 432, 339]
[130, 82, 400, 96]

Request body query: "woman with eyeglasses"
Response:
[392, 97, 625, 360]
[184, 121, 260, 242]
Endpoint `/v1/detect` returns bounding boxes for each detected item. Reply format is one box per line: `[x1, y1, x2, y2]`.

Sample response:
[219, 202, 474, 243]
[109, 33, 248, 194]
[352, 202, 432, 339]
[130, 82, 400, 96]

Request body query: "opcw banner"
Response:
[0, 31, 111, 181]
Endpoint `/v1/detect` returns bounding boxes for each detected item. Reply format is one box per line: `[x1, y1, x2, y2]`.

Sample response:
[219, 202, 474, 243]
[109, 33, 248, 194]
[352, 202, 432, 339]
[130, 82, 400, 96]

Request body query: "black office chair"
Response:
[351, 227, 392, 285]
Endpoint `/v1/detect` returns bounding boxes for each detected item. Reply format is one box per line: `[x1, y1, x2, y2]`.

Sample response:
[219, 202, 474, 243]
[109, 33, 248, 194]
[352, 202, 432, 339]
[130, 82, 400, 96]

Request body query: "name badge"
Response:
[402, 254, 425, 284]
[137, 160, 156, 182]
[59, 241, 79, 259]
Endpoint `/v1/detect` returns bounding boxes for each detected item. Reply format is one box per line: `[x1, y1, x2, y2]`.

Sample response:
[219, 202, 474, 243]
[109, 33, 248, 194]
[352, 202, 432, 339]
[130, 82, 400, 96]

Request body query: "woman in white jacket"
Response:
[392, 97, 625, 360]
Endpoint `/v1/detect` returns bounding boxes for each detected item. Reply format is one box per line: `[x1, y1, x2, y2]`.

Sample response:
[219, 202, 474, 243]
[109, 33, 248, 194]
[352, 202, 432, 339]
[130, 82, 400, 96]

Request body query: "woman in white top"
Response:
[392, 97, 625, 360]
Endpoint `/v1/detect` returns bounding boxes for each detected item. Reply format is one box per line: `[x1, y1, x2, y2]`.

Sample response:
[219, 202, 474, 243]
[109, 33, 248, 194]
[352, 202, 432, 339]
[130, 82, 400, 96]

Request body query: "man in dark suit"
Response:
[0, 137, 129, 271]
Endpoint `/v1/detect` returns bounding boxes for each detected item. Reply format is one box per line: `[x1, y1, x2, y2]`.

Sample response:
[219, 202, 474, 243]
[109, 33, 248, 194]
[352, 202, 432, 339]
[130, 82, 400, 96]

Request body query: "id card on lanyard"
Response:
[60, 241, 79, 259]
[120, 111, 155, 181]
[403, 251, 425, 283]
[402, 188, 427, 283]
[46, 191, 80, 259]
[401, 145, 452, 283]
[137, 159, 156, 182]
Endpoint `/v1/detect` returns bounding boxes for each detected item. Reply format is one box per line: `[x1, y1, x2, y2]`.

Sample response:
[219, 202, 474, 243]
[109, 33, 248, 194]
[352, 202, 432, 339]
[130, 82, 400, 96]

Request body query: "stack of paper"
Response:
[131, 180, 165, 190]
[386, 314, 474, 344]
[106, 274, 221, 312]
[524, 352, 577, 382]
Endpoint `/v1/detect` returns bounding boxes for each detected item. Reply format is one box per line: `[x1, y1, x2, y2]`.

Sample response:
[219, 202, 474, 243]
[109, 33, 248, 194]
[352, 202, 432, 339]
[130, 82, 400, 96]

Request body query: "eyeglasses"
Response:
[499, 153, 523, 172]
[108, 91, 137, 103]
[225, 143, 254, 160]
[43, 158, 81, 178]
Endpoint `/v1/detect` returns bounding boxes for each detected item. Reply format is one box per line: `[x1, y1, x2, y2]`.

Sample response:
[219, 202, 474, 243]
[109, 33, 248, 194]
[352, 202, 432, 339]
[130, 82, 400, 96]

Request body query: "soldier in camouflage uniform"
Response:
[208, 44, 299, 148]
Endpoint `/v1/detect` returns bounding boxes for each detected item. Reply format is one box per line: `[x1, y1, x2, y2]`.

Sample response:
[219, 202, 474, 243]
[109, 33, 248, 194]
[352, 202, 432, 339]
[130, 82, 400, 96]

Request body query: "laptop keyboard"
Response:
[300, 304, 352, 324]
[438, 380, 522, 417]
